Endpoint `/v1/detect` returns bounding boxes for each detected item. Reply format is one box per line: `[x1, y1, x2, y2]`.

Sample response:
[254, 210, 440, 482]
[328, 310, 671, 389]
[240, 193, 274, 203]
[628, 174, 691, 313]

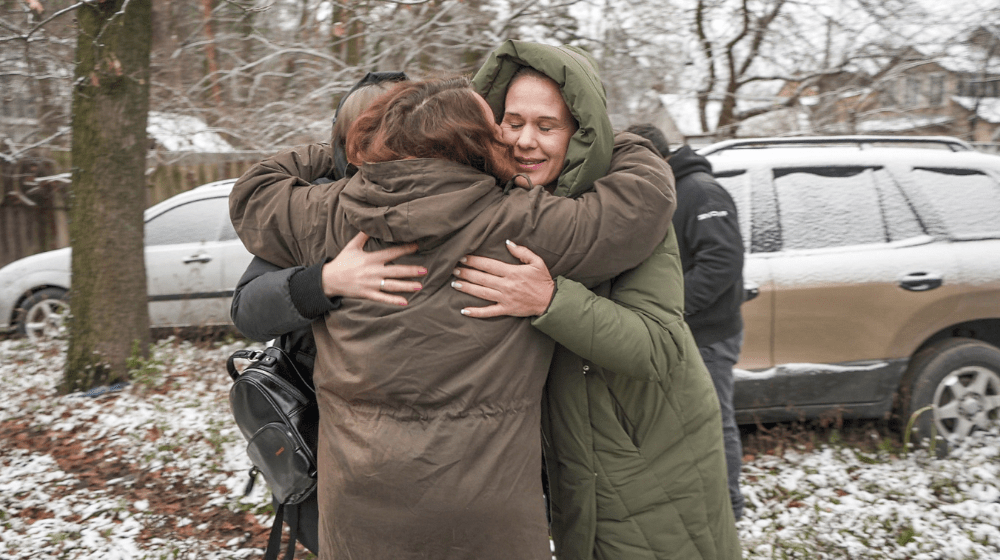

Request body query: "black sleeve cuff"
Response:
[288, 259, 342, 319]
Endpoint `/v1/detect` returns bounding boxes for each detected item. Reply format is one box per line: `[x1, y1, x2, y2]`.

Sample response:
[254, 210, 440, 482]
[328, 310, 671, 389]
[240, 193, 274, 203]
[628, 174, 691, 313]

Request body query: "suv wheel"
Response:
[904, 338, 1000, 448]
[15, 288, 70, 342]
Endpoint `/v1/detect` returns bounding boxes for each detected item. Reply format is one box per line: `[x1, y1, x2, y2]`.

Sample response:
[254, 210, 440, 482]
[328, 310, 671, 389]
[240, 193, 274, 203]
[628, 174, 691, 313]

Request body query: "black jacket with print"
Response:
[667, 145, 744, 347]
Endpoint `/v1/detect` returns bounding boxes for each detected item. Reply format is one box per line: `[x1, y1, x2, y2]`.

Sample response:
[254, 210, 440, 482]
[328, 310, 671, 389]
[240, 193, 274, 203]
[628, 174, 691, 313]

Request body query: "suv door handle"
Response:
[898, 272, 942, 292]
[183, 253, 212, 264]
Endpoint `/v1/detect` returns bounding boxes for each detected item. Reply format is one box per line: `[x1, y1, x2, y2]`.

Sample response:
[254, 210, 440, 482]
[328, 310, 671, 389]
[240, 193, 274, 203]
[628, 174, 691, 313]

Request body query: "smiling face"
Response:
[500, 72, 578, 189]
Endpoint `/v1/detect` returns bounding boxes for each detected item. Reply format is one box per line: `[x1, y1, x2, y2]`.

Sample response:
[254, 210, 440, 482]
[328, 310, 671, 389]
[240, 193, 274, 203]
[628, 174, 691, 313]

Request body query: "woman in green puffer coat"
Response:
[456, 40, 743, 560]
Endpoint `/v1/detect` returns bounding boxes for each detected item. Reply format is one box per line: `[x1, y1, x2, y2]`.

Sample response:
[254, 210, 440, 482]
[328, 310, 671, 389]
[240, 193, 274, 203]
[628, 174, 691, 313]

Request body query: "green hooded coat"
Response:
[474, 40, 742, 560]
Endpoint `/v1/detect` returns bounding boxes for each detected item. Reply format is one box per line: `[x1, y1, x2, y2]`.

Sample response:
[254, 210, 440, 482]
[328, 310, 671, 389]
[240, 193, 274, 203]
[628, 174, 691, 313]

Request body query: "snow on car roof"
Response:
[147, 112, 235, 153]
[705, 145, 1000, 174]
[144, 179, 236, 220]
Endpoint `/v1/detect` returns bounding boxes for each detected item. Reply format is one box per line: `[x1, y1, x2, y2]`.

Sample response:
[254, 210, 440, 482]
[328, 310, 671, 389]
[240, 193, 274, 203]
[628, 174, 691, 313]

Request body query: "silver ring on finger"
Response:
[380, 279, 386, 290]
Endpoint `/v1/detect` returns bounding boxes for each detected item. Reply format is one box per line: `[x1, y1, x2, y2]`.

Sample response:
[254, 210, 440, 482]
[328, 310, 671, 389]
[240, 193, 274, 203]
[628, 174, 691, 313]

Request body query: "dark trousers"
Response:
[698, 331, 745, 520]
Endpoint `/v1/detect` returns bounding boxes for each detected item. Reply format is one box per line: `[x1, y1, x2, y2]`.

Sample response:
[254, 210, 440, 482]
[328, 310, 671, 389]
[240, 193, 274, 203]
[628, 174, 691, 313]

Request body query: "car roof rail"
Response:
[698, 135, 975, 156]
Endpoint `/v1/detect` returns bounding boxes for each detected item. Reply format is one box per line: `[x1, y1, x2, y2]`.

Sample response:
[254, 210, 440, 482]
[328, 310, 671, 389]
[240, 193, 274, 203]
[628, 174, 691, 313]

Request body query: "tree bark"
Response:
[695, 0, 717, 136]
[201, 0, 223, 106]
[64, 0, 152, 394]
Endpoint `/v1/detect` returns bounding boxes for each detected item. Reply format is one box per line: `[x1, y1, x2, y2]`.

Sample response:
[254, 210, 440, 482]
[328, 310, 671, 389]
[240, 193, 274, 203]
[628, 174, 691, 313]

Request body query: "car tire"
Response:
[14, 288, 70, 342]
[903, 337, 1000, 451]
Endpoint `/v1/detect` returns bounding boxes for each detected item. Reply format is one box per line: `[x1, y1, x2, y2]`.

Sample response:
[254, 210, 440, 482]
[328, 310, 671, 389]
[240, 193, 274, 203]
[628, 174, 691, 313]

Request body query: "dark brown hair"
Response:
[345, 77, 518, 183]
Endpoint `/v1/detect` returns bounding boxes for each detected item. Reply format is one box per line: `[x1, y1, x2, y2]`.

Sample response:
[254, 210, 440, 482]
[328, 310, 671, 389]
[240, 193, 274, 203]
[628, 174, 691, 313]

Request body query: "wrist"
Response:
[534, 280, 556, 316]
[320, 258, 344, 298]
[290, 261, 340, 318]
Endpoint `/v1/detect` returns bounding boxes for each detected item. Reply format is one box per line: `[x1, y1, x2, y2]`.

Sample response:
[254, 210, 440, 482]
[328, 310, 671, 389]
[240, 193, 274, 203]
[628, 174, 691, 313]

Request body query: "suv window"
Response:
[873, 170, 926, 241]
[715, 170, 750, 251]
[145, 197, 228, 246]
[906, 168, 1000, 239]
[717, 165, 927, 253]
[774, 167, 887, 250]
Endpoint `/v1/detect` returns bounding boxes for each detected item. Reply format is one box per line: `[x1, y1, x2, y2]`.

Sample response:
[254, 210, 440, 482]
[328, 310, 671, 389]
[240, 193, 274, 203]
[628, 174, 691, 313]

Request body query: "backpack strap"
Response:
[263, 503, 301, 560]
[226, 349, 266, 381]
[283, 503, 300, 560]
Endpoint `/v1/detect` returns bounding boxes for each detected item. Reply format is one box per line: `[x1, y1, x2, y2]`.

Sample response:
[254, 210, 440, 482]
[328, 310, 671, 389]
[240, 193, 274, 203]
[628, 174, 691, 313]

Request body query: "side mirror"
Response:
[743, 281, 760, 303]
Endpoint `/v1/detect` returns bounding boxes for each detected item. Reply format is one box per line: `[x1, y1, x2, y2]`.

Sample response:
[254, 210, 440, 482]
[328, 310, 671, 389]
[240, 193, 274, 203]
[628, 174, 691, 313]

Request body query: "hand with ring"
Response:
[322, 232, 426, 306]
[451, 240, 554, 318]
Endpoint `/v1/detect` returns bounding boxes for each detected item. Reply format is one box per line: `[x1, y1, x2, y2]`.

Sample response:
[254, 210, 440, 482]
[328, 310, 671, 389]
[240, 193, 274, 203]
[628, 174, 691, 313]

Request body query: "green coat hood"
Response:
[472, 40, 614, 198]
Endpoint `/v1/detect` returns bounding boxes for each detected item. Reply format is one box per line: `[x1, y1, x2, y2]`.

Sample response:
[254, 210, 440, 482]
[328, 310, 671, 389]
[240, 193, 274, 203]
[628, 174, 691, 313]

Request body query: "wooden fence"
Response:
[0, 150, 269, 269]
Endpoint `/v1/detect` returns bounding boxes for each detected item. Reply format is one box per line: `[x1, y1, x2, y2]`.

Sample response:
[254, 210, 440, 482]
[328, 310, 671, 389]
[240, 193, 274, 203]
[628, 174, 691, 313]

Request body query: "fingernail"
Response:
[506, 239, 517, 247]
[461, 309, 470, 316]
[453, 268, 461, 277]
[451, 281, 462, 289]
[459, 256, 467, 263]
[419, 268, 428, 275]
[413, 285, 421, 291]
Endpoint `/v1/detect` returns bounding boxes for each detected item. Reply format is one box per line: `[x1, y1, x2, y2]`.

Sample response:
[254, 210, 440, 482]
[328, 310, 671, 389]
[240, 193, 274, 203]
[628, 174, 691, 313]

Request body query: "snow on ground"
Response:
[0, 337, 275, 560]
[1, 337, 998, 559]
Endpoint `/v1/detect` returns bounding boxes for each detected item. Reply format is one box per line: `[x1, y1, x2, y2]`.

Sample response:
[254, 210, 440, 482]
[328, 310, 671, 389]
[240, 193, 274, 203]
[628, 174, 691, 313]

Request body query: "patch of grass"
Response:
[49, 530, 81, 545]
[827, 428, 842, 447]
[897, 526, 916, 546]
[204, 418, 232, 456]
[851, 448, 885, 465]
[128, 340, 166, 390]
[741, 418, 904, 457]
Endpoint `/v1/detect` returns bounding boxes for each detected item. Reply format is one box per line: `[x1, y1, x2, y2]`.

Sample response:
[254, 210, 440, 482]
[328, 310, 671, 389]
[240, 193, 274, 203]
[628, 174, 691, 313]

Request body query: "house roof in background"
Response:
[953, 96, 1000, 123]
[147, 112, 234, 152]
[856, 115, 953, 133]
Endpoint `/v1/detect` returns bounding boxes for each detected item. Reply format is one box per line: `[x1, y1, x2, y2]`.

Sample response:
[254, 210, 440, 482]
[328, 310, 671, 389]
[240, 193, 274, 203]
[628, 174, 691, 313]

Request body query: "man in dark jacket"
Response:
[628, 124, 746, 520]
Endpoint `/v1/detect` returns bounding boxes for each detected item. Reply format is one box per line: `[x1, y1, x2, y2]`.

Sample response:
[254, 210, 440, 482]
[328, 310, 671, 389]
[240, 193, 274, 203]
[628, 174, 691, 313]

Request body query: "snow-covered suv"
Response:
[701, 136, 1000, 445]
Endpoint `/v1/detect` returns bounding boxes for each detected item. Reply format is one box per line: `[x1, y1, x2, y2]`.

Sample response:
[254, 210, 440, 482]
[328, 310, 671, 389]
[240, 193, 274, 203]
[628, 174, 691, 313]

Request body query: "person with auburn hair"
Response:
[229, 75, 675, 560]
[228, 71, 415, 557]
[345, 78, 517, 180]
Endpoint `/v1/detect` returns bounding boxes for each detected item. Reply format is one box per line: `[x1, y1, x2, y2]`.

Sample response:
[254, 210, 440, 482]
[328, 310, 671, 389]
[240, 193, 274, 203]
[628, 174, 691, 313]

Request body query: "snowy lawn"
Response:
[1, 337, 998, 559]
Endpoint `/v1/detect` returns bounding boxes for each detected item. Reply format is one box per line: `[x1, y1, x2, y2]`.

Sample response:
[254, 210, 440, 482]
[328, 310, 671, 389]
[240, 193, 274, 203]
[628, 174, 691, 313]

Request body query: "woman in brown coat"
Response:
[230, 77, 675, 560]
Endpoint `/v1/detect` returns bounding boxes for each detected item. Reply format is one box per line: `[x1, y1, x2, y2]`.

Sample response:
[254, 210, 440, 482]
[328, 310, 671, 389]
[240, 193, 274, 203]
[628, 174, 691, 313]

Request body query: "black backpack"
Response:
[227, 346, 319, 560]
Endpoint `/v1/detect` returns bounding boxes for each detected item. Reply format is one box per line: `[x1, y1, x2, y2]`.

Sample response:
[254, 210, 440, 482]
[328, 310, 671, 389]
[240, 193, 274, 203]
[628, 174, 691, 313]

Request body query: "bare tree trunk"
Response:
[201, 0, 223, 106]
[64, 0, 152, 394]
[696, 0, 787, 137]
[331, 0, 363, 66]
[695, 0, 717, 136]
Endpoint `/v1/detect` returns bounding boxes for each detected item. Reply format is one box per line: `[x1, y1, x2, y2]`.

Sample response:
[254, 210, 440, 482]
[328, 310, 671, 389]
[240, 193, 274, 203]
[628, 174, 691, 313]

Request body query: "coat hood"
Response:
[667, 145, 714, 182]
[472, 40, 613, 199]
[339, 158, 501, 248]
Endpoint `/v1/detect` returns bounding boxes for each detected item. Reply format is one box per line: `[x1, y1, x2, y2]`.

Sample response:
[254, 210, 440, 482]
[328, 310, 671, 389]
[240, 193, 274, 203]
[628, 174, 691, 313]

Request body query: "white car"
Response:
[0, 180, 252, 340]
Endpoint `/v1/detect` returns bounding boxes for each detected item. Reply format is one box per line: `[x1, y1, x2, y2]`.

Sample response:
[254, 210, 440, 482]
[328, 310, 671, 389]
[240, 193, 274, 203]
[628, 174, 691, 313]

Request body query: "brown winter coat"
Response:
[229, 141, 675, 560]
